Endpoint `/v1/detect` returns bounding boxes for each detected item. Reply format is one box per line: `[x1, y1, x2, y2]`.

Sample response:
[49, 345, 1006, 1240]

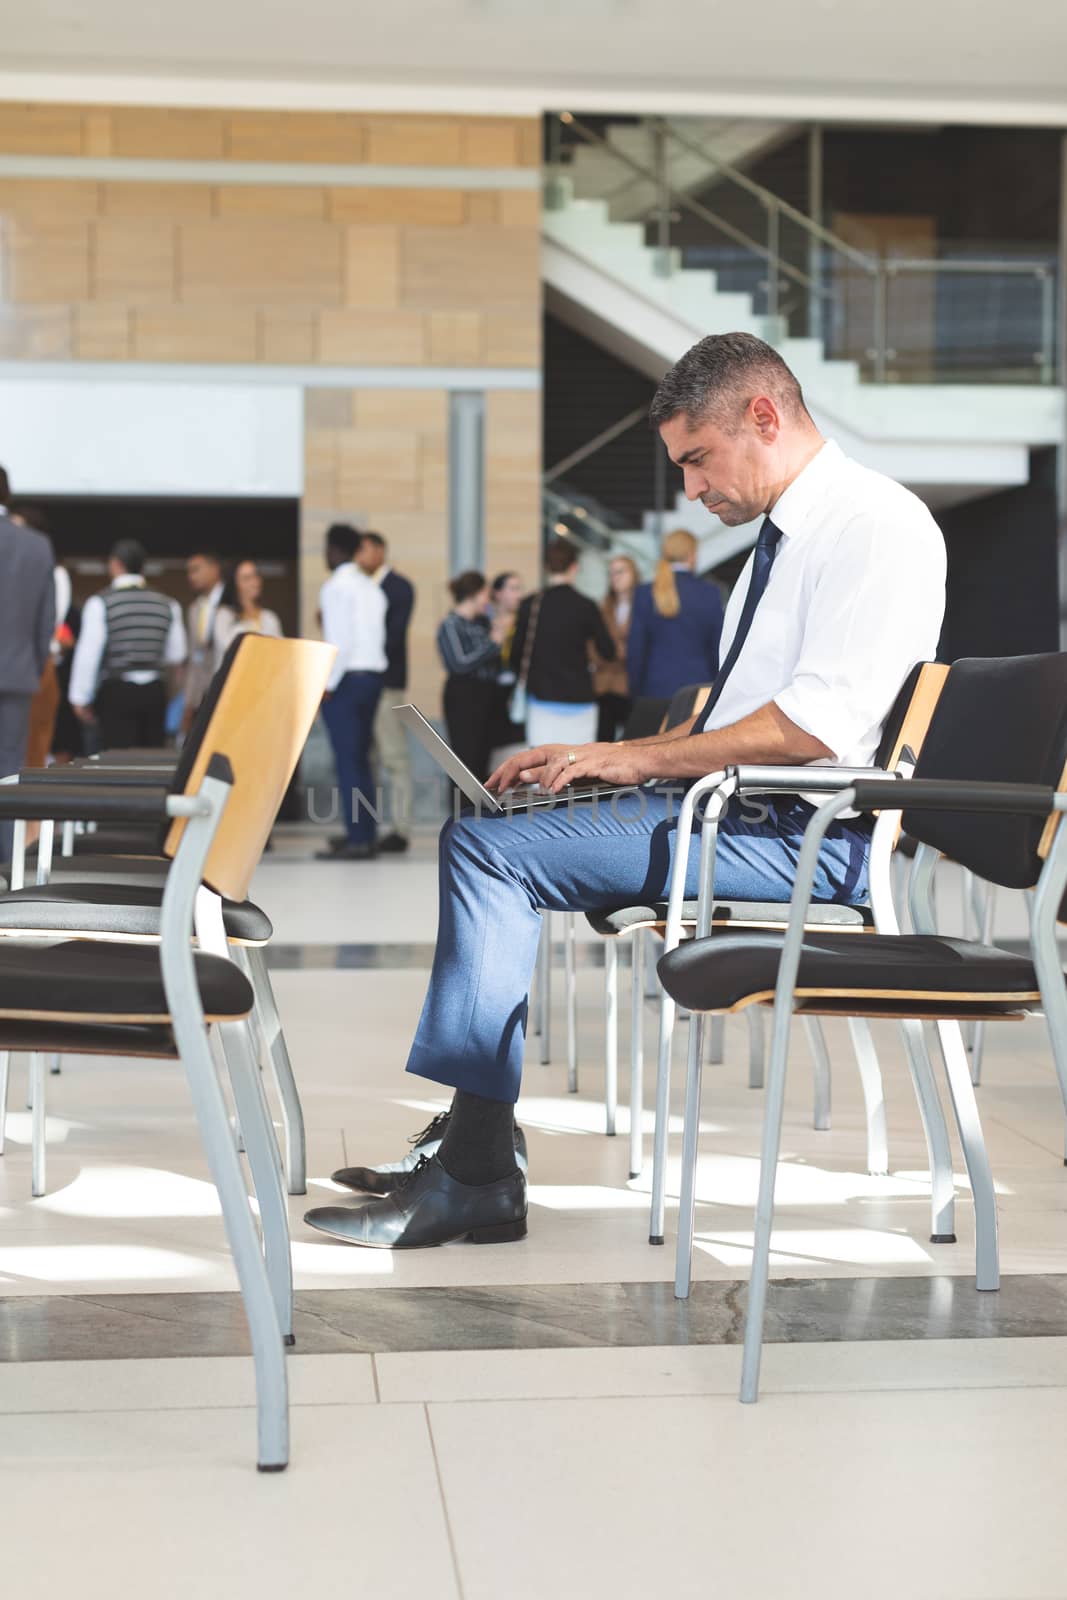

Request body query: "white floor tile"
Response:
[430, 1388, 1067, 1600]
[0, 1353, 376, 1412]
[377, 1337, 1067, 1404]
[0, 1402, 458, 1600]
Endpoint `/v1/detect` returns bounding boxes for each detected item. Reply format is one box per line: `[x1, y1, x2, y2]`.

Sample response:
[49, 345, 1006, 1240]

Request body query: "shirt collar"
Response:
[208, 581, 223, 605]
[374, 564, 391, 584]
[113, 574, 146, 589]
[767, 439, 842, 543]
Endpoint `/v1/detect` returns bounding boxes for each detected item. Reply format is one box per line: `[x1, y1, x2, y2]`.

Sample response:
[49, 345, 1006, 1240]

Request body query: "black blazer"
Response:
[380, 569, 415, 690]
[0, 514, 55, 695]
[512, 584, 615, 704]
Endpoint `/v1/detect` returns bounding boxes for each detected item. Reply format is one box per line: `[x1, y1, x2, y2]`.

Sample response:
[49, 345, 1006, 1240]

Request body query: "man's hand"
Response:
[72, 704, 95, 725]
[487, 744, 570, 793]
[537, 743, 649, 794]
[487, 741, 650, 795]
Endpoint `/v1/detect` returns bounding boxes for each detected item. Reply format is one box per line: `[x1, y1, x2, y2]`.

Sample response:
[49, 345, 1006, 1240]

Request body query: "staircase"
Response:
[542, 120, 1065, 573]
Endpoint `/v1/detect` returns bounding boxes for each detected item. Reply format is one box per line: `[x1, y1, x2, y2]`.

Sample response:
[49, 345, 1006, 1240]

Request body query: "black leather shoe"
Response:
[331, 1111, 528, 1194]
[305, 1154, 527, 1248]
[315, 842, 377, 861]
[377, 832, 410, 854]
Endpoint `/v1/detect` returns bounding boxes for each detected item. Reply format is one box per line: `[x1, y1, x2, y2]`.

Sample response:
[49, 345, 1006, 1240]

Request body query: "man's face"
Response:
[355, 541, 385, 575]
[186, 555, 219, 595]
[659, 403, 776, 528]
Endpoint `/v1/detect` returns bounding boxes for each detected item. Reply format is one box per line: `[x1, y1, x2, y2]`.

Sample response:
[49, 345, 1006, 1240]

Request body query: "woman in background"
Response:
[593, 554, 638, 742]
[511, 537, 614, 749]
[626, 528, 723, 700]
[489, 570, 526, 751]
[213, 558, 283, 666]
[437, 571, 507, 783]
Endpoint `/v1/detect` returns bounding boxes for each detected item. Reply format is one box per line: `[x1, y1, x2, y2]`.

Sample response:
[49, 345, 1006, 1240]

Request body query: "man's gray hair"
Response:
[649, 332, 811, 434]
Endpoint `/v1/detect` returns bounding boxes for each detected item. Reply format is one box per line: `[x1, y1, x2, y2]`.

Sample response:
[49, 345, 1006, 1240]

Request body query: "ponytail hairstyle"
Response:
[651, 528, 697, 618]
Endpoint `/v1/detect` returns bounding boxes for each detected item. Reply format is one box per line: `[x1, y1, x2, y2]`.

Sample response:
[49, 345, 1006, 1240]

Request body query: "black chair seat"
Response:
[0, 881, 272, 942]
[586, 899, 874, 938]
[0, 941, 252, 1020]
[658, 931, 1044, 1015]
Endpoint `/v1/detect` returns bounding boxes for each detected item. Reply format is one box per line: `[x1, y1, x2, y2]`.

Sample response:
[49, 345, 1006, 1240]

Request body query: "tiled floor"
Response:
[1, 828, 1066, 1597]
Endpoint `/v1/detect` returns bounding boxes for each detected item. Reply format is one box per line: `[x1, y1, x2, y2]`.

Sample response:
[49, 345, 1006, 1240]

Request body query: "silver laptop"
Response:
[394, 703, 633, 813]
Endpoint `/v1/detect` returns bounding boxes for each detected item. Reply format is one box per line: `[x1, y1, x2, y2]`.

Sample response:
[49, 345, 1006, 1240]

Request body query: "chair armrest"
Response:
[729, 764, 893, 796]
[849, 777, 1059, 816]
[0, 784, 171, 823]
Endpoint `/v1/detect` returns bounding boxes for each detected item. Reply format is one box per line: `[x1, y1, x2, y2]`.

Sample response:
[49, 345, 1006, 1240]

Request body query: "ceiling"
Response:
[3, 0, 1067, 121]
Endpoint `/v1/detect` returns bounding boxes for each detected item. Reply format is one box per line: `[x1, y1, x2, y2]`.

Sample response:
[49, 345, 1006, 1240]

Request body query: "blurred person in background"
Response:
[593, 553, 638, 742]
[356, 531, 415, 854]
[627, 527, 723, 699]
[212, 557, 283, 667]
[437, 571, 507, 784]
[70, 538, 186, 750]
[182, 549, 223, 734]
[316, 524, 387, 861]
[488, 570, 525, 752]
[0, 467, 55, 863]
[10, 505, 66, 769]
[511, 537, 614, 748]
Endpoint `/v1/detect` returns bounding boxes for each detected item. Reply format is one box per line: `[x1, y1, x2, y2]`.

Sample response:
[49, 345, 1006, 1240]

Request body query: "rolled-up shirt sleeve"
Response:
[773, 513, 946, 762]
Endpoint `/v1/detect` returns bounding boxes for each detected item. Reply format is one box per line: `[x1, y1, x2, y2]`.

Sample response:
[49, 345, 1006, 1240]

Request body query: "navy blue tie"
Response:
[691, 515, 784, 735]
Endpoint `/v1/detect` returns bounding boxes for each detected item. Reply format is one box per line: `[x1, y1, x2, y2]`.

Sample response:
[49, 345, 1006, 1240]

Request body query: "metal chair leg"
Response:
[900, 1018, 957, 1241]
[673, 1012, 707, 1299]
[0, 1050, 9, 1156]
[847, 1017, 888, 1177]
[740, 991, 793, 1404]
[747, 1006, 765, 1089]
[804, 1015, 832, 1131]
[604, 937, 618, 1136]
[538, 912, 551, 1065]
[648, 984, 677, 1245]
[219, 1019, 295, 1343]
[934, 1019, 999, 1291]
[629, 928, 645, 1179]
[565, 912, 578, 1093]
[30, 1051, 46, 1197]
[705, 1014, 725, 1064]
[243, 945, 307, 1196]
[969, 881, 996, 1086]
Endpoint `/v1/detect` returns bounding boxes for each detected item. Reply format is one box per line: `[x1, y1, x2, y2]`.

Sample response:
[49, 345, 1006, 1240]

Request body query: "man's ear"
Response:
[750, 395, 781, 441]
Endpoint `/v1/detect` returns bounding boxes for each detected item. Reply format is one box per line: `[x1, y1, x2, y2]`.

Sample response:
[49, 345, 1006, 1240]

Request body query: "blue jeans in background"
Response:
[322, 671, 384, 846]
[406, 788, 872, 1103]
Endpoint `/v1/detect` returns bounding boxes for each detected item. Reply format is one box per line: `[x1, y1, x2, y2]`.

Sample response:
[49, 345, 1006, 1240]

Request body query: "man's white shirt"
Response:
[319, 562, 387, 691]
[706, 439, 947, 771]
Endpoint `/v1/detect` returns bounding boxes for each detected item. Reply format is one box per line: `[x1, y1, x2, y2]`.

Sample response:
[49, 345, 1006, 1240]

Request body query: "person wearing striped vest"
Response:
[70, 539, 187, 750]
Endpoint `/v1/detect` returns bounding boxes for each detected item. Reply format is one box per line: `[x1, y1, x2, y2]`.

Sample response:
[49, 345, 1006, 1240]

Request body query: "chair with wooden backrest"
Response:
[656, 651, 1067, 1403]
[0, 636, 328, 1196]
[0, 634, 334, 1469]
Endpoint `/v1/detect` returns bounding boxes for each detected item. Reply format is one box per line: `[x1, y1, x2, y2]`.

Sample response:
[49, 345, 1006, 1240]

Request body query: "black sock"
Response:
[437, 1090, 517, 1186]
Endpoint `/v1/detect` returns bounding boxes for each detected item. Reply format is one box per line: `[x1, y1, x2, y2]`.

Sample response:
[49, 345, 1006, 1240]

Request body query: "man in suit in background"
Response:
[0, 466, 56, 864]
[356, 530, 416, 853]
[181, 550, 223, 734]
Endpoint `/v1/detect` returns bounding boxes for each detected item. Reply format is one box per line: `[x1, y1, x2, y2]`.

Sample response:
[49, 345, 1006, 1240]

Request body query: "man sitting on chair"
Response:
[305, 331, 947, 1250]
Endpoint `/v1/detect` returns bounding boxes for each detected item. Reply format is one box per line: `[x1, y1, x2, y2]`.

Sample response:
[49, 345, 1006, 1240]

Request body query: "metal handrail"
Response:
[562, 113, 825, 302]
[544, 403, 647, 483]
[657, 117, 878, 274]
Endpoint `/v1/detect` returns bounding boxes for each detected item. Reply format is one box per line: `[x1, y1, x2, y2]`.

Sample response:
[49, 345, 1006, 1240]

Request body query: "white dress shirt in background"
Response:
[319, 561, 387, 691]
[708, 439, 947, 770]
[212, 604, 283, 668]
[70, 574, 187, 709]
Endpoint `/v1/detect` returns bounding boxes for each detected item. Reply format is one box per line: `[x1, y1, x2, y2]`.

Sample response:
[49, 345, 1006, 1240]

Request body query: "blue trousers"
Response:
[322, 671, 384, 845]
[406, 789, 872, 1104]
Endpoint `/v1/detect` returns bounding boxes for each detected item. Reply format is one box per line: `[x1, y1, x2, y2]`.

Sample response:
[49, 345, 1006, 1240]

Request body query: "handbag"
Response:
[508, 591, 542, 726]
